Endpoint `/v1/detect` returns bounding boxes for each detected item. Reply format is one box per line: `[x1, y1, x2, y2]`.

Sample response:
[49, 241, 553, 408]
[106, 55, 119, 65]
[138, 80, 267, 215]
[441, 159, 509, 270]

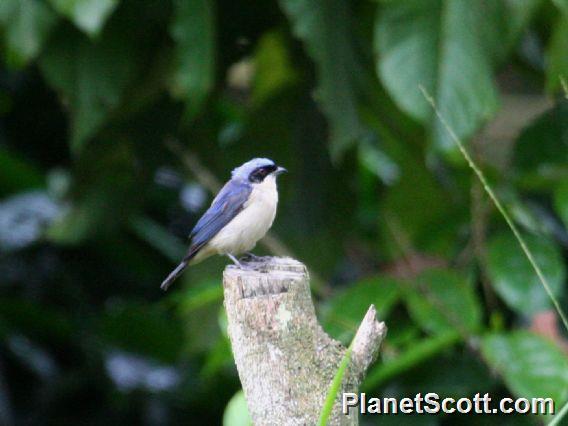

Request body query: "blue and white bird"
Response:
[160, 158, 287, 290]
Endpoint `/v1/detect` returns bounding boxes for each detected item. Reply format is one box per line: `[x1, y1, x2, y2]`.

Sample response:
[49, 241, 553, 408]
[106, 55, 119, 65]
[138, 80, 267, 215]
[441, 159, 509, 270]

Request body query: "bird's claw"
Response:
[227, 253, 264, 271]
[240, 253, 263, 262]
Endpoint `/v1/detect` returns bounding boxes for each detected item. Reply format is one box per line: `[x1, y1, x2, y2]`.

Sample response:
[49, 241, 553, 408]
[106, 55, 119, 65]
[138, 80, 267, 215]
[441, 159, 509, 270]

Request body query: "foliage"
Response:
[0, 0, 568, 424]
[482, 332, 568, 407]
[487, 232, 566, 316]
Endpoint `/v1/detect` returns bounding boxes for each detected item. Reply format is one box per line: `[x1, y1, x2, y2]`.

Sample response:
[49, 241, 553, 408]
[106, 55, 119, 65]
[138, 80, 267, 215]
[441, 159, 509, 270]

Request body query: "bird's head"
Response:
[231, 158, 287, 184]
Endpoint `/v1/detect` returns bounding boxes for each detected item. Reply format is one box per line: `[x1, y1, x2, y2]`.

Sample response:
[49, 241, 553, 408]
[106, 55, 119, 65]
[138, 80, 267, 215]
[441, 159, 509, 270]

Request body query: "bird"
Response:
[160, 158, 287, 291]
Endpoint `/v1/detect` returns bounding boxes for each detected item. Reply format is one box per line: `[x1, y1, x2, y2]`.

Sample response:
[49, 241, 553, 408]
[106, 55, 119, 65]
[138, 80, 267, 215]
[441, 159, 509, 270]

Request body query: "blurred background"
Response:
[1, 0, 568, 424]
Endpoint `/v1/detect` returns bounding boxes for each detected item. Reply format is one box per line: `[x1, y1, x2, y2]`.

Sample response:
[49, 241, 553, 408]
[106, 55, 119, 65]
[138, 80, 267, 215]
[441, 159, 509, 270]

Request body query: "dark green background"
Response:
[1, 0, 567, 424]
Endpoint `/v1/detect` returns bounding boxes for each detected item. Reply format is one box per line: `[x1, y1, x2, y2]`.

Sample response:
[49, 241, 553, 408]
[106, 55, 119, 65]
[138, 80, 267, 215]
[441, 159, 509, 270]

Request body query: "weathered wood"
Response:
[223, 256, 387, 425]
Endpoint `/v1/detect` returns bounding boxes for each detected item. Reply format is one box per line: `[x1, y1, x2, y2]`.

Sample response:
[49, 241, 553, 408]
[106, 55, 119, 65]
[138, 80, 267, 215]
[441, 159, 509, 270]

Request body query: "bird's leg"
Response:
[227, 253, 257, 270]
[227, 253, 243, 267]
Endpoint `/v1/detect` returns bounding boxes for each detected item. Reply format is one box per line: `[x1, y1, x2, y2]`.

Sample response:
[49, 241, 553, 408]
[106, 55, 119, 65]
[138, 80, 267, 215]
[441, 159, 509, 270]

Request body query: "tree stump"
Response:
[223, 256, 387, 425]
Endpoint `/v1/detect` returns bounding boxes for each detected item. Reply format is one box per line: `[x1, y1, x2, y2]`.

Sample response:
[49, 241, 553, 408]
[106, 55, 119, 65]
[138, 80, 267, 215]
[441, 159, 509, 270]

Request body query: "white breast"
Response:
[207, 175, 278, 256]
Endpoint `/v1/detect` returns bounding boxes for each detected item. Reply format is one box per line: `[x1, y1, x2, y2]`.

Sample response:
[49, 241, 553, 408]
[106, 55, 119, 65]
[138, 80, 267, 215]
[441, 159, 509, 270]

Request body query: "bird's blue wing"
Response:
[185, 180, 251, 258]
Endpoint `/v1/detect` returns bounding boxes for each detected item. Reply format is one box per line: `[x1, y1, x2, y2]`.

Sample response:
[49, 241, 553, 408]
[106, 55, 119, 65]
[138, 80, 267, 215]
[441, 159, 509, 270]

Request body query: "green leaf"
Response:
[547, 16, 568, 94]
[477, 0, 542, 66]
[552, 0, 568, 15]
[505, 193, 552, 236]
[486, 232, 565, 316]
[404, 269, 482, 334]
[252, 31, 298, 105]
[169, 0, 215, 120]
[223, 390, 251, 426]
[375, 0, 498, 155]
[279, 0, 366, 158]
[554, 180, 568, 229]
[513, 99, 568, 185]
[321, 276, 400, 342]
[379, 155, 461, 258]
[357, 139, 400, 185]
[389, 351, 496, 399]
[481, 332, 568, 405]
[39, 27, 140, 153]
[0, 0, 58, 67]
[48, 0, 119, 37]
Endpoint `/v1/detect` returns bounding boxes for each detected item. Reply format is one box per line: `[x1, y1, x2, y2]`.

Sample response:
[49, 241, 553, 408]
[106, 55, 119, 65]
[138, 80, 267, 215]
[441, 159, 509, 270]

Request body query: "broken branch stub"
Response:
[223, 256, 387, 425]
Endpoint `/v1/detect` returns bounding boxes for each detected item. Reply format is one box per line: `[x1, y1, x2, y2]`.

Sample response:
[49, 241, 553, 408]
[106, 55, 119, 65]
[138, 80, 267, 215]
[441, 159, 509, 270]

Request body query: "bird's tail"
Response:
[160, 260, 189, 291]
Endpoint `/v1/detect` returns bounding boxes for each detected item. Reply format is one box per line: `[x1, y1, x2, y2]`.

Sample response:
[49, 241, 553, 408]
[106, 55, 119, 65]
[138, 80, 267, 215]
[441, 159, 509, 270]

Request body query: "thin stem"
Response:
[419, 85, 568, 333]
[549, 399, 568, 426]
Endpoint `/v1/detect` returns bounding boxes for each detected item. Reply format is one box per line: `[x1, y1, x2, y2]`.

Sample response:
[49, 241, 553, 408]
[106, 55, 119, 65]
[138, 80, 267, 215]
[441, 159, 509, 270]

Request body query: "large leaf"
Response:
[279, 0, 365, 158]
[48, 0, 120, 37]
[486, 232, 565, 316]
[379, 157, 461, 258]
[553, 0, 568, 15]
[321, 276, 400, 342]
[0, 0, 58, 67]
[390, 351, 495, 399]
[364, 330, 461, 391]
[252, 31, 298, 105]
[477, 0, 542, 66]
[39, 27, 140, 153]
[375, 0, 498, 154]
[481, 332, 568, 405]
[513, 99, 568, 186]
[546, 16, 568, 94]
[169, 0, 215, 120]
[404, 269, 482, 334]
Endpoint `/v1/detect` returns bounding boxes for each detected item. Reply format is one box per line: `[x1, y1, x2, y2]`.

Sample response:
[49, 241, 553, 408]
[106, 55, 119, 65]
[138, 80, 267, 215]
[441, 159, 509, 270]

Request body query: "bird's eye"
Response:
[249, 165, 276, 183]
[249, 169, 264, 183]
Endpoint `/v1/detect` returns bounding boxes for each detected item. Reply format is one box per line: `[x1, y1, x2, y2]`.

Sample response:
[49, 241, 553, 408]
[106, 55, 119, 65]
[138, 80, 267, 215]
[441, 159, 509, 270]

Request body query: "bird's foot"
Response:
[227, 253, 261, 271]
[227, 253, 242, 266]
[240, 253, 263, 262]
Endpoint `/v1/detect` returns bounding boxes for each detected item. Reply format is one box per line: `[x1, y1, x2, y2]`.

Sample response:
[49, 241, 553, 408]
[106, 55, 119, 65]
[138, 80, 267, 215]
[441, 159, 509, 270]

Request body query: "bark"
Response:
[223, 256, 387, 425]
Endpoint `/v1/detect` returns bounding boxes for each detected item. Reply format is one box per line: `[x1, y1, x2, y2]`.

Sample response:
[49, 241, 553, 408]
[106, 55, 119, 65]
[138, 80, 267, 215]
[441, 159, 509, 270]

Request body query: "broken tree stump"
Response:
[223, 256, 387, 425]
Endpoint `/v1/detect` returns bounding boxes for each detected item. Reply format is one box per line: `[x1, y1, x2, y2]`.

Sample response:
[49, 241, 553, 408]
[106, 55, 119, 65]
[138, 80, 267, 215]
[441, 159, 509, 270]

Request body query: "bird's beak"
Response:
[275, 166, 287, 175]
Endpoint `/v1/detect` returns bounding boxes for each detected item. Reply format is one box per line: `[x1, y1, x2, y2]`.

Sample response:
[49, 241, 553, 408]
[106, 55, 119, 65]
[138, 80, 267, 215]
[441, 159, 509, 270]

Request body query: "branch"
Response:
[223, 256, 386, 425]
